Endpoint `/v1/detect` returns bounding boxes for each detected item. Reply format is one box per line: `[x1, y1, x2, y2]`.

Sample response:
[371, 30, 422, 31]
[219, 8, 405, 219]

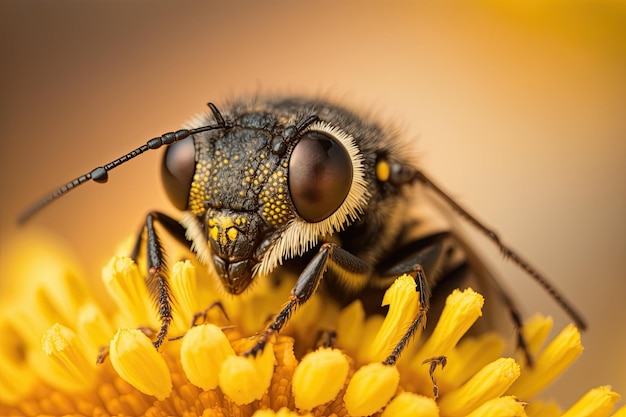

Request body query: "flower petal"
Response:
[381, 392, 439, 417]
[344, 363, 400, 416]
[465, 395, 526, 417]
[252, 408, 312, 417]
[102, 256, 157, 328]
[292, 347, 349, 410]
[40, 323, 97, 393]
[361, 274, 420, 363]
[219, 342, 275, 405]
[508, 324, 583, 399]
[180, 323, 235, 390]
[108, 327, 172, 400]
[561, 386, 621, 417]
[438, 357, 520, 417]
[169, 261, 199, 334]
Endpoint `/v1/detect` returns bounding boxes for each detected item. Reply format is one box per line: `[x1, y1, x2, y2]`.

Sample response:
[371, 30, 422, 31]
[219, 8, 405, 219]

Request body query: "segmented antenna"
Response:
[18, 124, 224, 224]
[411, 169, 588, 330]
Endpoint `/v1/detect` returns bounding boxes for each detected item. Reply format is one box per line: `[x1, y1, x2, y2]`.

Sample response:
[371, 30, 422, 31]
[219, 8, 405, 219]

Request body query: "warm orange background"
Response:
[1, 1, 624, 407]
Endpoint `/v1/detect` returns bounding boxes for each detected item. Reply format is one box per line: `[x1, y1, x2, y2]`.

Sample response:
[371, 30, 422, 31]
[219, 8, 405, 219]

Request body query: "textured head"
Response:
[161, 98, 378, 294]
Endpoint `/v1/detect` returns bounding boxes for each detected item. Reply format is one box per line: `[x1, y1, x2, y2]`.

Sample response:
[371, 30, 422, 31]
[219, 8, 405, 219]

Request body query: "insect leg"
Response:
[376, 234, 455, 366]
[244, 242, 370, 356]
[130, 211, 194, 349]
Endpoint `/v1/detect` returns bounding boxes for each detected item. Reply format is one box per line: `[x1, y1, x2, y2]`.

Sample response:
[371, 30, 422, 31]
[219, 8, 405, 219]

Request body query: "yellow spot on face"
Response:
[376, 160, 390, 182]
[210, 226, 219, 243]
[227, 228, 238, 241]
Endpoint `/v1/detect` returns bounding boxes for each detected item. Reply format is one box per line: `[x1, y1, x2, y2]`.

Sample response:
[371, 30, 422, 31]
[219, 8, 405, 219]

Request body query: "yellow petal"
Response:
[356, 314, 386, 362]
[611, 405, 626, 417]
[40, 323, 97, 393]
[465, 395, 526, 417]
[525, 401, 562, 417]
[252, 408, 312, 417]
[361, 274, 420, 363]
[520, 314, 553, 358]
[336, 299, 366, 354]
[219, 342, 275, 405]
[438, 332, 504, 392]
[411, 288, 484, 390]
[561, 386, 621, 417]
[344, 363, 400, 416]
[76, 302, 115, 357]
[508, 324, 583, 399]
[381, 392, 439, 417]
[180, 324, 235, 390]
[102, 256, 156, 328]
[438, 357, 521, 417]
[169, 261, 199, 334]
[292, 348, 350, 410]
[415, 288, 484, 360]
[108, 327, 172, 400]
[0, 316, 37, 404]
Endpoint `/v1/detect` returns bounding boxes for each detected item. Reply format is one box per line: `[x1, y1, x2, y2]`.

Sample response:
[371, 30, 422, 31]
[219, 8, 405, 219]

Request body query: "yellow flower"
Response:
[0, 234, 623, 416]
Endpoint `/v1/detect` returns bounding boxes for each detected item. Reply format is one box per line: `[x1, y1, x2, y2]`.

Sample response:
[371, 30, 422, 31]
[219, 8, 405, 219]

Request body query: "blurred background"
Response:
[1, 0, 624, 408]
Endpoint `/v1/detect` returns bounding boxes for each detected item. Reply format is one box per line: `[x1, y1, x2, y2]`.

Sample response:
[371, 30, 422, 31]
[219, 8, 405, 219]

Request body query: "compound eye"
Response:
[288, 131, 353, 223]
[161, 137, 195, 210]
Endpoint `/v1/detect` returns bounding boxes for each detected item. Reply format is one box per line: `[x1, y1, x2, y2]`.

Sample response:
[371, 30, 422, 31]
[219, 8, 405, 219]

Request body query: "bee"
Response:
[19, 97, 586, 364]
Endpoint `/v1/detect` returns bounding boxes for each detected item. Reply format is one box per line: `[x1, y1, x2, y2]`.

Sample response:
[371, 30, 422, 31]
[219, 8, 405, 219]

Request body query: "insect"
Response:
[19, 97, 586, 365]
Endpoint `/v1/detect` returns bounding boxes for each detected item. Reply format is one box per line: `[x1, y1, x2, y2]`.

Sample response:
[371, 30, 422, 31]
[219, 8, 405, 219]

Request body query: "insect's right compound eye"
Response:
[161, 137, 196, 210]
[288, 130, 353, 223]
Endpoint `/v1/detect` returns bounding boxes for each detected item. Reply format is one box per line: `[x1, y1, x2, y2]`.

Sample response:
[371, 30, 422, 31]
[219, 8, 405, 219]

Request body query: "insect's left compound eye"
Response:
[288, 130, 353, 223]
[161, 136, 196, 210]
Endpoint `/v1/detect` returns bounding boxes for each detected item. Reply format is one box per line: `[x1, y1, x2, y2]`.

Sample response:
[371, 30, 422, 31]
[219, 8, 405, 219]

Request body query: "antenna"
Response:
[412, 169, 588, 330]
[18, 124, 223, 224]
